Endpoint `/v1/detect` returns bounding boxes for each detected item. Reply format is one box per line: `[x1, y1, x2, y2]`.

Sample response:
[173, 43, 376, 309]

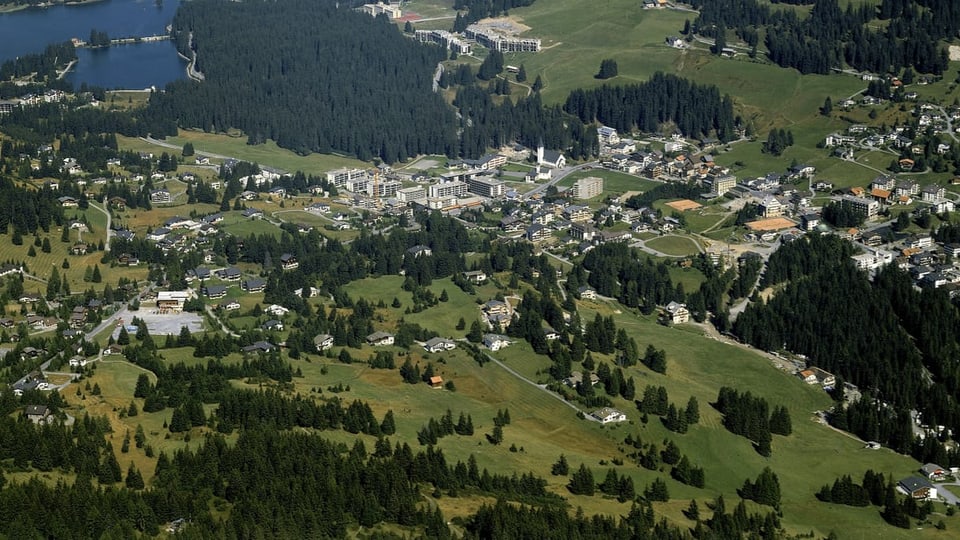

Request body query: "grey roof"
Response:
[899, 476, 934, 492]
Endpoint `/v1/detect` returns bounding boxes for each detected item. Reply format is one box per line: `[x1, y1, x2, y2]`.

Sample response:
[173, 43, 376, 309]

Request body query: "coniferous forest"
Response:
[150, 0, 457, 162]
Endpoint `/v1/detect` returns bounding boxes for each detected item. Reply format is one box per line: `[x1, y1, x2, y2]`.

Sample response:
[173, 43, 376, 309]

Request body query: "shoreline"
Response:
[56, 58, 76, 80]
[0, 0, 107, 14]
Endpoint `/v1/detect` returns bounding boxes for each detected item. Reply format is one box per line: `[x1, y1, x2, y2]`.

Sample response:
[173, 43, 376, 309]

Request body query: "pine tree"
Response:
[91, 265, 102, 283]
[685, 396, 700, 425]
[380, 410, 396, 435]
[532, 75, 543, 93]
[551, 454, 570, 475]
[169, 407, 189, 433]
[516, 64, 527, 82]
[568, 464, 595, 495]
[125, 464, 145, 489]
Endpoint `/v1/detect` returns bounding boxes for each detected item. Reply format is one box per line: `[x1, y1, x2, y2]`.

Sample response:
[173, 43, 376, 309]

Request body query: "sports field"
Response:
[665, 199, 703, 212]
[746, 217, 797, 231]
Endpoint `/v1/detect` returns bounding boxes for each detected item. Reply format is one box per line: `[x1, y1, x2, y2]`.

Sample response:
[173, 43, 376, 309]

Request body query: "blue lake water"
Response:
[0, 0, 186, 89]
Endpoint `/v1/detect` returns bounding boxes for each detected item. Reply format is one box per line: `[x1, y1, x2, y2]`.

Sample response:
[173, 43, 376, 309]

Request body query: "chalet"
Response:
[423, 337, 456, 353]
[242, 279, 266, 293]
[543, 327, 560, 341]
[150, 189, 172, 203]
[406, 245, 432, 258]
[578, 286, 598, 300]
[242, 207, 263, 219]
[104, 344, 123, 356]
[591, 407, 628, 424]
[265, 304, 290, 317]
[462, 270, 487, 284]
[313, 334, 334, 352]
[261, 319, 284, 332]
[279, 253, 299, 270]
[898, 476, 937, 500]
[219, 299, 241, 311]
[68, 356, 90, 368]
[810, 366, 836, 388]
[70, 243, 88, 255]
[564, 371, 599, 388]
[800, 213, 820, 231]
[204, 285, 228, 299]
[482, 333, 511, 351]
[798, 369, 818, 385]
[186, 267, 212, 282]
[664, 301, 690, 324]
[241, 341, 276, 354]
[921, 463, 948, 481]
[58, 196, 78, 207]
[108, 197, 126, 210]
[429, 376, 444, 389]
[366, 331, 395, 346]
[18, 293, 41, 304]
[24, 405, 50, 424]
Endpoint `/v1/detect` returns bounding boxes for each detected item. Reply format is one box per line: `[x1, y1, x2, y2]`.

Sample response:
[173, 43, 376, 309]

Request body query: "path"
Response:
[89, 200, 111, 252]
[205, 305, 240, 338]
[482, 351, 597, 421]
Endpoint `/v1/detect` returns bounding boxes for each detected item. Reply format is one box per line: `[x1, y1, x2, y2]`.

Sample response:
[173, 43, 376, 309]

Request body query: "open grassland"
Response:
[507, 0, 863, 131]
[559, 169, 661, 198]
[117, 131, 368, 177]
[645, 235, 702, 256]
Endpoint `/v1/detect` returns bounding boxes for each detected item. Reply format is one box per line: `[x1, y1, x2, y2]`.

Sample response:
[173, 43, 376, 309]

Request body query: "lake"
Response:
[0, 0, 186, 89]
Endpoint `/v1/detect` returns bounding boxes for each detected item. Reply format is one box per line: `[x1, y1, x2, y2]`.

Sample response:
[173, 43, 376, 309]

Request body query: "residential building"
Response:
[366, 331, 395, 346]
[578, 286, 598, 300]
[572, 176, 603, 200]
[423, 337, 456, 353]
[150, 189, 172, 203]
[482, 333, 511, 351]
[921, 463, 948, 481]
[591, 407, 628, 424]
[242, 279, 266, 293]
[429, 180, 468, 198]
[898, 476, 937, 500]
[24, 405, 50, 424]
[242, 341, 277, 354]
[326, 167, 366, 188]
[705, 174, 736, 196]
[397, 186, 427, 203]
[406, 245, 432, 258]
[314, 334, 334, 352]
[840, 194, 880, 218]
[415, 29, 471, 55]
[280, 253, 299, 270]
[664, 301, 689, 324]
[204, 285, 228, 299]
[464, 24, 541, 52]
[466, 176, 505, 198]
[760, 195, 783, 218]
[462, 270, 487, 284]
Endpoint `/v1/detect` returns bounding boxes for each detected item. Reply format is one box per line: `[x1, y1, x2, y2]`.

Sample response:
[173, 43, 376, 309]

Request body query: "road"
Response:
[934, 481, 960, 505]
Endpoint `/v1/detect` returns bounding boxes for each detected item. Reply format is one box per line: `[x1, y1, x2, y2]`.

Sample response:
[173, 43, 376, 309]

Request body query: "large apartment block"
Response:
[465, 24, 541, 52]
[415, 29, 472, 55]
[572, 176, 603, 200]
[466, 176, 505, 198]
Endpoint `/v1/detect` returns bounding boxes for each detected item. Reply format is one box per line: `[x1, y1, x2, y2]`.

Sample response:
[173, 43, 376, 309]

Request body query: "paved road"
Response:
[935, 481, 960, 505]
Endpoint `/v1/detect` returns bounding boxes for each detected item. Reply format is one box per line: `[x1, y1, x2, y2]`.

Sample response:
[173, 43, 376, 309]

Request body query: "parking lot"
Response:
[110, 307, 205, 339]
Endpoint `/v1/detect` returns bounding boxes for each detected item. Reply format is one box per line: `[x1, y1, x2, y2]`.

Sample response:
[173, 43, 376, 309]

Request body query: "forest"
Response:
[733, 233, 960, 462]
[151, 0, 457, 162]
[689, 0, 952, 75]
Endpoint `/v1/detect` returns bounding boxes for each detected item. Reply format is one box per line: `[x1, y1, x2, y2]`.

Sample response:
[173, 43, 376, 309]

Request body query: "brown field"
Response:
[665, 199, 703, 212]
[746, 217, 797, 231]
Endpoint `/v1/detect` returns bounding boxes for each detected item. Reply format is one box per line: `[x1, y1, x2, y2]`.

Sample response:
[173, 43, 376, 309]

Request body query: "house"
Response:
[423, 337, 456, 353]
[483, 333, 511, 351]
[406, 245, 433, 258]
[58, 196, 78, 207]
[800, 213, 820, 231]
[564, 370, 599, 388]
[313, 333, 334, 352]
[257, 305, 286, 318]
[810, 367, 836, 388]
[242, 279, 266, 293]
[70, 243, 88, 255]
[219, 299, 241, 311]
[577, 286, 598, 300]
[108, 197, 126, 210]
[150, 189, 172, 203]
[482, 299, 511, 317]
[366, 331, 395, 346]
[147, 227, 170, 242]
[261, 319, 284, 332]
[104, 344, 123, 356]
[898, 476, 937, 500]
[664, 301, 690, 324]
[591, 407, 628, 424]
[921, 463, 948, 481]
[429, 376, 444, 389]
[242, 207, 263, 219]
[526, 223, 551, 243]
[68, 356, 90, 368]
[241, 341, 276, 354]
[24, 405, 50, 424]
[798, 369, 818, 384]
[279, 253, 299, 270]
[543, 327, 560, 340]
[462, 270, 487, 284]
